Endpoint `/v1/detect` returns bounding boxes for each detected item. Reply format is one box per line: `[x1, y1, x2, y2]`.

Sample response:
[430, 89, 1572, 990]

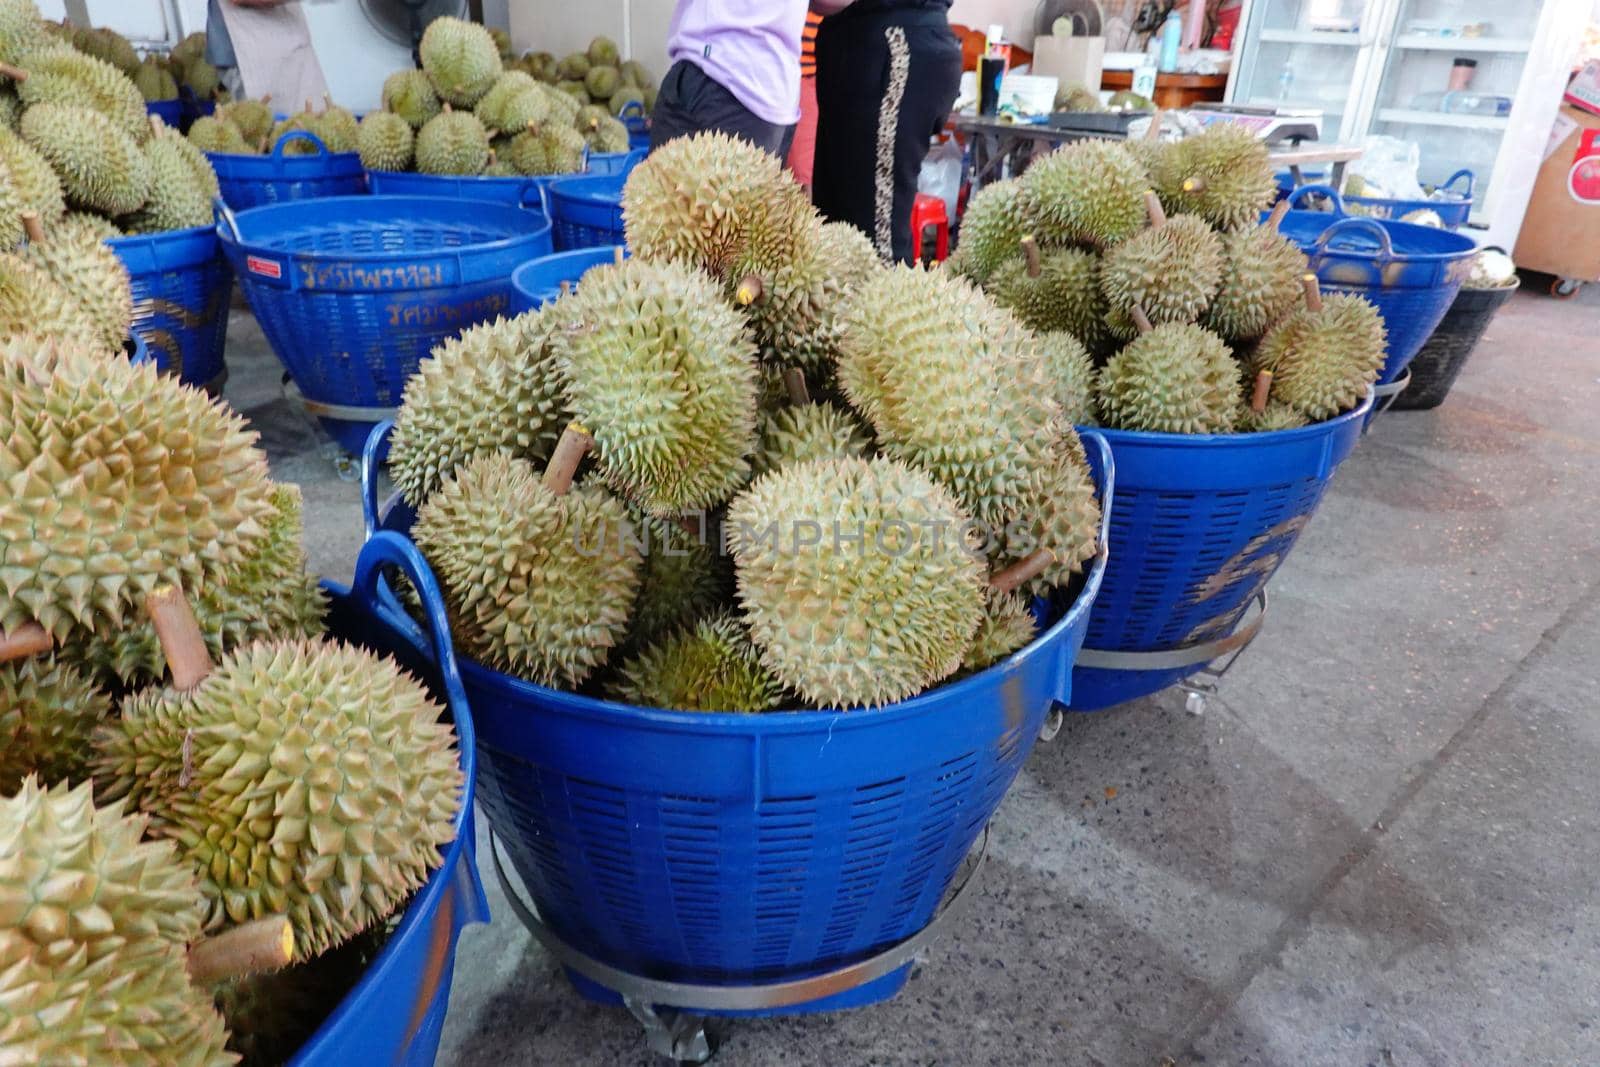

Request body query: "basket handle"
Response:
[213, 196, 242, 243]
[1286, 183, 1348, 215]
[617, 99, 646, 119]
[1313, 216, 1396, 261]
[361, 420, 396, 541]
[619, 148, 646, 175]
[1044, 429, 1115, 715]
[272, 129, 330, 160]
[1438, 168, 1475, 199]
[519, 180, 552, 219]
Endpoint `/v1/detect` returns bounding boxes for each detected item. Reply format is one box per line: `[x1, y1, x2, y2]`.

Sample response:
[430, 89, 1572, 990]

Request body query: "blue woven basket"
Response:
[585, 148, 646, 177]
[1280, 186, 1477, 385]
[1068, 395, 1371, 712]
[1277, 170, 1475, 230]
[359, 423, 1112, 1016]
[209, 130, 367, 211]
[179, 87, 215, 131]
[291, 535, 488, 1066]
[109, 225, 233, 392]
[509, 246, 625, 313]
[619, 100, 651, 153]
[547, 173, 627, 250]
[366, 170, 554, 214]
[216, 195, 554, 455]
[146, 98, 183, 129]
[125, 333, 151, 365]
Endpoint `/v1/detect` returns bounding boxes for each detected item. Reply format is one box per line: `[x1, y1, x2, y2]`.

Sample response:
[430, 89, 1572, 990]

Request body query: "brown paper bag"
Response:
[1030, 35, 1106, 93]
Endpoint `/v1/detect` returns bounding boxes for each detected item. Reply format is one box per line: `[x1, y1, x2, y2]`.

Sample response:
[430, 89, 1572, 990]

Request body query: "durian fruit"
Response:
[21, 102, 150, 215]
[1097, 311, 1241, 434]
[555, 78, 588, 102]
[218, 97, 275, 146]
[412, 443, 643, 687]
[727, 456, 986, 708]
[537, 79, 582, 125]
[0, 249, 101, 346]
[994, 426, 1104, 595]
[1125, 125, 1180, 198]
[588, 36, 620, 68]
[1099, 191, 1224, 329]
[1239, 397, 1310, 433]
[947, 177, 1032, 285]
[180, 57, 221, 101]
[0, 777, 234, 1066]
[609, 86, 645, 116]
[555, 258, 760, 516]
[419, 16, 502, 107]
[123, 123, 215, 233]
[0, 0, 45, 65]
[489, 26, 514, 59]
[60, 209, 120, 239]
[963, 590, 1038, 672]
[9, 44, 149, 143]
[0, 335, 273, 641]
[751, 400, 873, 477]
[382, 68, 441, 128]
[987, 237, 1107, 350]
[357, 109, 414, 171]
[585, 64, 619, 101]
[169, 31, 207, 67]
[506, 119, 583, 176]
[133, 55, 179, 101]
[0, 123, 65, 227]
[493, 86, 553, 136]
[523, 50, 559, 83]
[1250, 275, 1386, 421]
[0, 84, 18, 129]
[619, 59, 651, 89]
[93, 621, 463, 961]
[557, 52, 591, 81]
[608, 612, 782, 712]
[1021, 139, 1148, 248]
[309, 96, 359, 152]
[20, 211, 131, 349]
[1038, 330, 1097, 426]
[414, 103, 490, 175]
[76, 26, 140, 75]
[389, 310, 568, 507]
[1168, 122, 1277, 232]
[584, 113, 629, 154]
[1054, 82, 1105, 112]
[483, 154, 517, 177]
[1204, 199, 1309, 343]
[624, 510, 730, 651]
[188, 113, 253, 154]
[472, 69, 538, 132]
[0, 654, 109, 792]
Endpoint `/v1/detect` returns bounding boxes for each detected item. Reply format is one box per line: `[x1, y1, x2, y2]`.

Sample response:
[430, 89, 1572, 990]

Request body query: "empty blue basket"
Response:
[359, 422, 1113, 1018]
[366, 170, 554, 212]
[216, 195, 554, 455]
[509, 246, 625, 313]
[210, 130, 367, 210]
[1068, 395, 1371, 712]
[547, 173, 628, 250]
[109, 225, 233, 392]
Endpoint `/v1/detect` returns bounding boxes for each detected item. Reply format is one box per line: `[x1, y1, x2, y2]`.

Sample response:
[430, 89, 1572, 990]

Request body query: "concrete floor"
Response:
[227, 283, 1600, 1066]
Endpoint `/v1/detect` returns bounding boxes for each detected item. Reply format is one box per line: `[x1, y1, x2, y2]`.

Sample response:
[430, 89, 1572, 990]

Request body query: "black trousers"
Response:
[650, 59, 796, 158]
[813, 11, 962, 264]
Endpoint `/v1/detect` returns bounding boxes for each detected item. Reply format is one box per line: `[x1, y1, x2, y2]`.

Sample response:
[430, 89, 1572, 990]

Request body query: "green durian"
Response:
[584, 64, 619, 101]
[727, 456, 986, 708]
[122, 128, 214, 233]
[557, 52, 591, 81]
[584, 113, 629, 154]
[1021, 139, 1148, 247]
[420, 16, 502, 107]
[484, 155, 517, 176]
[1238, 399, 1310, 433]
[608, 612, 782, 712]
[20, 214, 130, 349]
[382, 68, 442, 128]
[0, 0, 45, 65]
[948, 177, 1032, 285]
[1039, 330, 1097, 426]
[489, 26, 513, 58]
[357, 109, 414, 171]
[59, 209, 120, 240]
[181, 56, 220, 100]
[218, 97, 275, 145]
[624, 510, 731, 651]
[0, 250, 101, 347]
[610, 86, 645, 116]
[1125, 134, 1180, 200]
[619, 60, 651, 89]
[11, 44, 149, 142]
[94, 636, 463, 961]
[1097, 321, 1240, 434]
[473, 69, 538, 131]
[1169, 122, 1278, 232]
[310, 98, 359, 152]
[963, 590, 1038, 672]
[1251, 282, 1386, 421]
[555, 78, 589, 102]
[524, 50, 559, 83]
[538, 80, 582, 124]
[506, 120, 583, 175]
[1099, 199, 1224, 327]
[494, 87, 553, 135]
[21, 102, 150, 215]
[187, 114, 253, 154]
[734, 213, 881, 372]
[0, 124, 64, 226]
[0, 777, 234, 1066]
[1053, 83, 1104, 112]
[751, 401, 873, 477]
[0, 85, 18, 129]
[134, 56, 179, 100]
[1204, 203, 1309, 342]
[588, 36, 620, 68]
[987, 239, 1107, 349]
[169, 31, 206, 67]
[413, 104, 490, 175]
[0, 655, 110, 792]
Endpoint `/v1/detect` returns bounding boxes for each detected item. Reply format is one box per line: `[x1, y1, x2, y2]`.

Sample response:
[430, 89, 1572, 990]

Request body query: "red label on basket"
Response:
[246, 255, 282, 279]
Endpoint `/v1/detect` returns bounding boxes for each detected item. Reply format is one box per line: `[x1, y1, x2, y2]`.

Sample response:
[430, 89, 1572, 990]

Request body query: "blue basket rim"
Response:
[366, 169, 542, 186]
[107, 223, 217, 249]
[510, 245, 624, 283]
[217, 195, 553, 263]
[366, 425, 1114, 732]
[1079, 387, 1375, 448]
[546, 172, 627, 199]
[1278, 189, 1478, 264]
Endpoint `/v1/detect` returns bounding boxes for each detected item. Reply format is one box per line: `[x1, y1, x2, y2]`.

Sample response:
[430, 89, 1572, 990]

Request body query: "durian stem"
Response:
[1266, 198, 1291, 232]
[991, 549, 1055, 595]
[1144, 107, 1163, 141]
[304, 97, 314, 114]
[613, 246, 625, 266]
[1129, 305, 1154, 334]
[559, 280, 572, 296]
[0, 622, 51, 664]
[542, 423, 594, 496]
[735, 274, 765, 307]
[1300, 273, 1323, 313]
[19, 211, 43, 244]
[1143, 190, 1166, 229]
[187, 916, 295, 984]
[783, 367, 810, 406]
[1250, 370, 1274, 414]
[0, 62, 26, 83]
[257, 134, 270, 153]
[149, 113, 165, 136]
[146, 586, 214, 691]
[1182, 175, 1207, 196]
[1020, 235, 1041, 278]
[261, 93, 272, 105]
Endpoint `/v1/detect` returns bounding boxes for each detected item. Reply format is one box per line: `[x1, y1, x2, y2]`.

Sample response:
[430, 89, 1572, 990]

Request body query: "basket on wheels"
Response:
[1394, 279, 1520, 410]
[109, 224, 233, 392]
[358, 423, 1113, 1030]
[547, 173, 628, 250]
[210, 131, 367, 210]
[216, 195, 554, 455]
[509, 246, 625, 313]
[1067, 396, 1371, 712]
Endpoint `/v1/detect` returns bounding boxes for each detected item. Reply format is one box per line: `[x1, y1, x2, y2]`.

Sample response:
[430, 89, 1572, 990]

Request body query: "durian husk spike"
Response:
[991, 548, 1055, 596]
[1021, 234, 1041, 278]
[1129, 305, 1154, 333]
[1143, 189, 1166, 228]
[782, 367, 810, 406]
[1250, 369, 1274, 414]
[736, 273, 765, 306]
[1144, 107, 1163, 141]
[0, 622, 52, 664]
[20, 210, 43, 243]
[1267, 198, 1291, 231]
[187, 915, 295, 985]
[145, 586, 214, 692]
[1301, 272, 1323, 312]
[0, 62, 26, 82]
[542, 422, 594, 495]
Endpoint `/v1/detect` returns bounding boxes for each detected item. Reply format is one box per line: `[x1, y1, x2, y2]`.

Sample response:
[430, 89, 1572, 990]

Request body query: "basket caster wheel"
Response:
[1039, 706, 1065, 742]
[1550, 277, 1583, 300]
[1184, 690, 1207, 716]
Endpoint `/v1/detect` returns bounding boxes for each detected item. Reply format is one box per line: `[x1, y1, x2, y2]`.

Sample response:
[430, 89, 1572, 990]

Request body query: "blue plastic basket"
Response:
[216, 195, 554, 455]
[125, 333, 151, 365]
[1067, 395, 1371, 712]
[1277, 170, 1474, 230]
[619, 100, 651, 153]
[209, 130, 367, 211]
[291, 534, 488, 1066]
[1279, 186, 1477, 385]
[146, 98, 183, 129]
[547, 173, 627, 250]
[359, 422, 1112, 1016]
[109, 225, 233, 391]
[366, 170, 554, 214]
[585, 148, 646, 177]
[509, 246, 625, 313]
[179, 87, 215, 131]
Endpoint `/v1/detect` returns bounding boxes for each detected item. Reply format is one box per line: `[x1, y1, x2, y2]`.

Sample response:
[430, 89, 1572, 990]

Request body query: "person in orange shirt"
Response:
[786, 12, 823, 190]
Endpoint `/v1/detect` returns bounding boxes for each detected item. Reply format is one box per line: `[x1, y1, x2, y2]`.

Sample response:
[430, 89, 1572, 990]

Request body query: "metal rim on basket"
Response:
[1076, 590, 1269, 672]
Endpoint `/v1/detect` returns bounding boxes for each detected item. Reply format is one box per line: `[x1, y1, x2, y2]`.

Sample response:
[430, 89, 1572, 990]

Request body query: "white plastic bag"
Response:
[1346, 135, 1426, 200]
[918, 137, 964, 228]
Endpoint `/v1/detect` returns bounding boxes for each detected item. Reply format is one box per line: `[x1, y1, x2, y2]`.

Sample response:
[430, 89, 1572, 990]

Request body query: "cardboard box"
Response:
[1514, 105, 1600, 283]
[1031, 34, 1105, 93]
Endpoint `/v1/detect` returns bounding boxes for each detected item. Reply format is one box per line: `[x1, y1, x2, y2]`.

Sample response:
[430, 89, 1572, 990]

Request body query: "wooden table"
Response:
[1268, 143, 1365, 195]
[1101, 70, 1228, 110]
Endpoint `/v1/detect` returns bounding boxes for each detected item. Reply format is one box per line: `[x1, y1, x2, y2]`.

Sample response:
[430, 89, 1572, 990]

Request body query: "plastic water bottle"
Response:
[1278, 61, 1295, 101]
[1158, 11, 1183, 73]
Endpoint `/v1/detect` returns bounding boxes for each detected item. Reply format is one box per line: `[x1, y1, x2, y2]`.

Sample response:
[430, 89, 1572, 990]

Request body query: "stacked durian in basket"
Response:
[1, 246, 464, 1061]
[952, 123, 1388, 434]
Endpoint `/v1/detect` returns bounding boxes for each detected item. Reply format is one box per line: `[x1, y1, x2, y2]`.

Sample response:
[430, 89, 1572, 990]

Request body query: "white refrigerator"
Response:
[1225, 0, 1593, 249]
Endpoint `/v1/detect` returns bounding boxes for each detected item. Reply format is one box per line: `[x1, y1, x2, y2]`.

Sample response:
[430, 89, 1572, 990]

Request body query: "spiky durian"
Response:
[134, 56, 179, 100]
[0, 0, 45, 65]
[158, 118, 223, 201]
[412, 450, 643, 686]
[309, 99, 358, 153]
[0, 85, 18, 129]
[947, 177, 1032, 285]
[218, 98, 275, 145]
[123, 128, 213, 232]
[21, 215, 131, 349]
[0, 655, 109, 792]
[0, 124, 64, 225]
[1251, 282, 1386, 421]
[21, 102, 150, 215]
[987, 240, 1107, 349]
[584, 114, 629, 154]
[1021, 139, 1148, 247]
[483, 155, 517, 176]
[93, 636, 462, 961]
[1038, 330, 1097, 426]
[382, 68, 441, 128]
[1125, 134, 1180, 199]
[588, 36, 620, 67]
[1100, 202, 1223, 328]
[419, 16, 502, 107]
[620, 59, 651, 89]
[11, 44, 149, 142]
[1204, 205, 1309, 342]
[994, 428, 1104, 594]
[506, 120, 583, 175]
[188, 114, 253, 154]
[557, 79, 589, 101]
[493, 87, 553, 136]
[414, 105, 490, 175]
[624, 510, 731, 651]
[584, 65, 620, 101]
[180, 57, 220, 100]
[357, 109, 414, 171]
[608, 612, 782, 712]
[0, 336, 273, 641]
[963, 590, 1038, 672]
[389, 311, 569, 507]
[60, 209, 120, 240]
[1169, 122, 1277, 232]
[1238, 399, 1310, 433]
[751, 401, 873, 477]
[473, 70, 538, 132]
[0, 777, 234, 1066]
[75, 26, 140, 75]
[610, 86, 645, 116]
[537, 79, 582, 124]
[0, 251, 101, 347]
[555, 258, 760, 516]
[169, 30, 206, 67]
[557, 52, 591, 81]
[1097, 321, 1240, 434]
[727, 456, 986, 708]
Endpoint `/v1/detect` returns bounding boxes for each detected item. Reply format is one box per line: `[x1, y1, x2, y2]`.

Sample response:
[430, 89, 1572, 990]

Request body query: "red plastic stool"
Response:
[911, 193, 950, 263]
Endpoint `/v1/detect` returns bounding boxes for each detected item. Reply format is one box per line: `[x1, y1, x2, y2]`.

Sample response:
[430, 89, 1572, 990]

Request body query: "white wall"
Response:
[948, 0, 1037, 47]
